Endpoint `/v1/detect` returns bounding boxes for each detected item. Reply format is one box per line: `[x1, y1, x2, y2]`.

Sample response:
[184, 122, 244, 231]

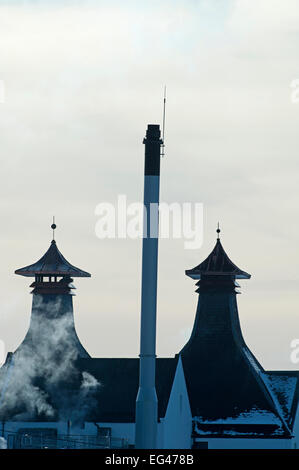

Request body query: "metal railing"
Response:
[6, 432, 130, 449]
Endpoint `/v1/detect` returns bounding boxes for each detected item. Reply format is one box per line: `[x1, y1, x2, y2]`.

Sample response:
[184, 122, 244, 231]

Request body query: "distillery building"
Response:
[0, 226, 298, 449]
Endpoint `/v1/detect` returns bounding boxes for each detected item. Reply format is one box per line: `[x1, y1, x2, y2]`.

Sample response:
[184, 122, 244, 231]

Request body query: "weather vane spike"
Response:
[51, 216, 57, 241]
[216, 222, 221, 239]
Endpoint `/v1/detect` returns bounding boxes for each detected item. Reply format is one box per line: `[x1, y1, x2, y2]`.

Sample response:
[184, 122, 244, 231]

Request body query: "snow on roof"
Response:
[193, 409, 286, 438]
[194, 409, 281, 426]
[262, 372, 299, 428]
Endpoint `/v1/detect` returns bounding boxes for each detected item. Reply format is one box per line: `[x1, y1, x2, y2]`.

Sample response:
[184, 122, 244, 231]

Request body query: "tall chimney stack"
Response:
[135, 124, 162, 449]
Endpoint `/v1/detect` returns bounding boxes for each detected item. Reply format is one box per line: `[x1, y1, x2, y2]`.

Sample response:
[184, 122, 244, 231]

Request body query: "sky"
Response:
[0, 0, 299, 369]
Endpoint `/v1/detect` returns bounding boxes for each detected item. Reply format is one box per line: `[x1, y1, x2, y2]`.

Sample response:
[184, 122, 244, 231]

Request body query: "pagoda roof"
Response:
[15, 240, 91, 278]
[185, 238, 251, 280]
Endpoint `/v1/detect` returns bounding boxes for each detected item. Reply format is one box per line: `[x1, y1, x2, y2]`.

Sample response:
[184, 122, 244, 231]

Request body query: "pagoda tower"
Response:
[14, 221, 91, 359]
[0, 223, 99, 423]
[180, 227, 292, 439]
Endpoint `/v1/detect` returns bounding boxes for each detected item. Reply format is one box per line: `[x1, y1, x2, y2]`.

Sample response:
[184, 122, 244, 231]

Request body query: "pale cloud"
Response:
[230, 0, 299, 31]
[0, 1, 298, 370]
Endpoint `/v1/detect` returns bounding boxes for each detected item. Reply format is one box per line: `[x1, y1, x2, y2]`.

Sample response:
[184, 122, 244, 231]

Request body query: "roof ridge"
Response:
[241, 346, 291, 435]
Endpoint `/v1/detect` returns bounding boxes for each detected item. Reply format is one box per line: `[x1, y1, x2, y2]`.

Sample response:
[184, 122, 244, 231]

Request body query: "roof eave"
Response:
[14, 269, 91, 278]
[185, 270, 251, 280]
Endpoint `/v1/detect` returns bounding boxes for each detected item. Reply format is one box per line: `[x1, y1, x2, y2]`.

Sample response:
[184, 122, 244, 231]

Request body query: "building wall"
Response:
[2, 420, 70, 437]
[97, 422, 166, 447]
[194, 437, 292, 449]
[97, 422, 135, 445]
[161, 356, 192, 449]
[1, 420, 167, 448]
[2, 420, 135, 448]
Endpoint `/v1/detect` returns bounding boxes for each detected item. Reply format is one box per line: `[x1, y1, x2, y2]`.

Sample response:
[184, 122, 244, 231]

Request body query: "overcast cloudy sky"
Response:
[0, 0, 299, 369]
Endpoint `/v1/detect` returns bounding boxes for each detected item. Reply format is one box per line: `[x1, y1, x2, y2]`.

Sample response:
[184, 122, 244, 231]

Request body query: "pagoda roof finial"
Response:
[216, 222, 220, 240]
[51, 216, 56, 242]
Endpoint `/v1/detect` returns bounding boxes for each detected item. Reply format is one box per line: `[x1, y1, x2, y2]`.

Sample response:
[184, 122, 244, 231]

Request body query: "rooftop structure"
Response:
[181, 228, 299, 442]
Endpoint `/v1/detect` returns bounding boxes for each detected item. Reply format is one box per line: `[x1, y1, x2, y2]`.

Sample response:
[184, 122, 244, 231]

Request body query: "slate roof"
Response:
[180, 324, 298, 438]
[263, 371, 299, 431]
[190, 354, 299, 438]
[0, 355, 178, 423]
[186, 239, 251, 280]
[15, 240, 91, 278]
[182, 238, 299, 439]
[77, 357, 178, 423]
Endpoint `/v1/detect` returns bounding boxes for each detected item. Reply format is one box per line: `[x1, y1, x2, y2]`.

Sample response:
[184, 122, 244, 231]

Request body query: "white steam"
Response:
[0, 296, 100, 423]
[0, 437, 7, 449]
